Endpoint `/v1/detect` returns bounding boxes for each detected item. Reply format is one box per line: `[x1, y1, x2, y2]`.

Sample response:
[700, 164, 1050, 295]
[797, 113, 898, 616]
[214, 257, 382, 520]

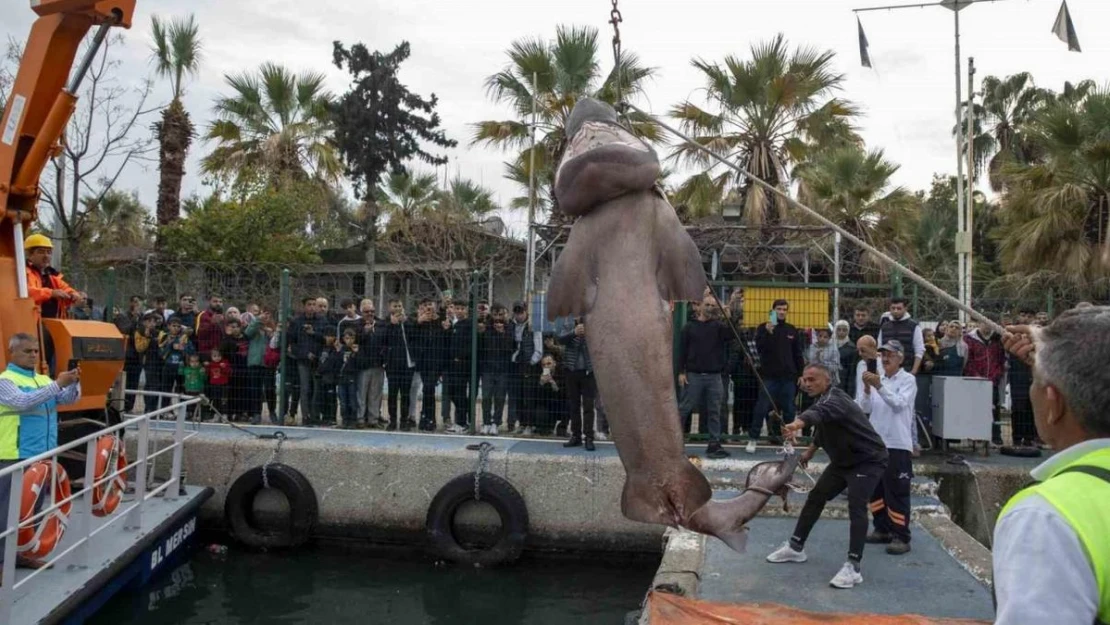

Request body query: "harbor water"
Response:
[87, 542, 658, 624]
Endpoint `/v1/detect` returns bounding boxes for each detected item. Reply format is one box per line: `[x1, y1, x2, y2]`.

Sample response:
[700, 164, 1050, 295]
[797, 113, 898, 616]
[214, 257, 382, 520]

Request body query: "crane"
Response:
[0, 0, 137, 418]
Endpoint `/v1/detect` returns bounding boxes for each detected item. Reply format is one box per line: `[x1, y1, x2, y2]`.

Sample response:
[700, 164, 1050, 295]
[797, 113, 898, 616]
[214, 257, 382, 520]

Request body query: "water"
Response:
[88, 543, 657, 624]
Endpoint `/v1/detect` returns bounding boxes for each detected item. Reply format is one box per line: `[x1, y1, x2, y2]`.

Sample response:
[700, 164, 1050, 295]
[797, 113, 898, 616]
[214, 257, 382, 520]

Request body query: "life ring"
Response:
[225, 463, 317, 549]
[425, 472, 529, 567]
[18, 461, 73, 561]
[91, 435, 128, 517]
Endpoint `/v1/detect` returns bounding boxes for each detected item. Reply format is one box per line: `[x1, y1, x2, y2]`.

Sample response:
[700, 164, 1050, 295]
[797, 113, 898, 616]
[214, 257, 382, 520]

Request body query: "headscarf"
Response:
[834, 319, 851, 347]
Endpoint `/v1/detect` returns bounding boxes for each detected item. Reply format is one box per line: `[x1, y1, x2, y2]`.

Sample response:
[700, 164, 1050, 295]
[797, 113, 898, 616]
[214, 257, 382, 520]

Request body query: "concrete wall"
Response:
[149, 425, 666, 554]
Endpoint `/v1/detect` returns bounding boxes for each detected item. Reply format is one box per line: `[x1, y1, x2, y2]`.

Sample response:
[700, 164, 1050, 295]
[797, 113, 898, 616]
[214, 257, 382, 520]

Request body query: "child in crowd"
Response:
[158, 316, 193, 409]
[205, 349, 232, 420]
[337, 330, 363, 428]
[182, 353, 206, 403]
[314, 327, 340, 426]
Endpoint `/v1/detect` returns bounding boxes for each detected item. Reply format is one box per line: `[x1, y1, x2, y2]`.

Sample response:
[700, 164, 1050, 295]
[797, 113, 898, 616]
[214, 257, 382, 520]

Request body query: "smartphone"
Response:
[67, 359, 79, 372]
[768, 310, 778, 326]
[866, 359, 878, 374]
[542, 367, 551, 377]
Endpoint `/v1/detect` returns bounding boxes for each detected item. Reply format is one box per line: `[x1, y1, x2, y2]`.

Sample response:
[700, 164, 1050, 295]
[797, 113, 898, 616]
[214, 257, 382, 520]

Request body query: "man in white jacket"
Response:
[858, 340, 917, 555]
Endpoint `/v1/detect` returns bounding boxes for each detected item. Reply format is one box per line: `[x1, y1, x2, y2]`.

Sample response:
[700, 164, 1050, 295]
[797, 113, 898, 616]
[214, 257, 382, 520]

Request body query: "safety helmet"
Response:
[24, 233, 53, 250]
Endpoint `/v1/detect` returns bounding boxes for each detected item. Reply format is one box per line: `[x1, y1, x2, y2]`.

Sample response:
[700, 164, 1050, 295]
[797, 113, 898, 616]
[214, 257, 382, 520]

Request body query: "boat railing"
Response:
[0, 390, 201, 620]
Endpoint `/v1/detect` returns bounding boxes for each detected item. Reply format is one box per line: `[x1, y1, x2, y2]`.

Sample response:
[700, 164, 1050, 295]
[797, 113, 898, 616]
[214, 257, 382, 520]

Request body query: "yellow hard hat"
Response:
[24, 233, 53, 250]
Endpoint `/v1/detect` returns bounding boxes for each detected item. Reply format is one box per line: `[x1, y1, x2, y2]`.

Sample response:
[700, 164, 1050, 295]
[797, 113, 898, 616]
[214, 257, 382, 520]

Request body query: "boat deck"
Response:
[10, 485, 211, 625]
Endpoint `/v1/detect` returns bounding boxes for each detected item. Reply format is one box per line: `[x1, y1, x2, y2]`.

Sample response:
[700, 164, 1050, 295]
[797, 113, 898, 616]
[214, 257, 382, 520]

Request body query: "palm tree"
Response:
[995, 89, 1110, 292]
[437, 177, 499, 217]
[201, 62, 342, 187]
[959, 72, 1051, 191]
[83, 189, 152, 251]
[151, 14, 201, 229]
[375, 172, 439, 221]
[795, 146, 915, 280]
[472, 25, 658, 220]
[669, 34, 860, 227]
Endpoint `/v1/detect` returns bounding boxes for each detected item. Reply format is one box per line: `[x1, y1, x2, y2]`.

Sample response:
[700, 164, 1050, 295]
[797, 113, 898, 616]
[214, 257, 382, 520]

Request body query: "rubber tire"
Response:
[225, 463, 318, 549]
[425, 472, 529, 567]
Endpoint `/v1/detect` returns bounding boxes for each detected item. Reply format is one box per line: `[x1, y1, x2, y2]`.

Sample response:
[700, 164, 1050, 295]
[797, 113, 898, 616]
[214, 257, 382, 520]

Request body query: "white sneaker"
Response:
[746, 440, 757, 454]
[829, 562, 863, 589]
[766, 542, 807, 564]
[522, 426, 534, 436]
[445, 424, 467, 434]
[595, 431, 608, 441]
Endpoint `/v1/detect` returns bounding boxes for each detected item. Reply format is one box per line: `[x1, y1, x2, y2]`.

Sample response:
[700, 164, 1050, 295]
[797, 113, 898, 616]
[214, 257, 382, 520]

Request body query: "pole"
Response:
[13, 222, 28, 298]
[524, 72, 539, 302]
[966, 56, 976, 310]
[468, 271, 480, 434]
[953, 4, 967, 324]
[277, 269, 291, 422]
[626, 102, 1006, 335]
[833, 232, 841, 322]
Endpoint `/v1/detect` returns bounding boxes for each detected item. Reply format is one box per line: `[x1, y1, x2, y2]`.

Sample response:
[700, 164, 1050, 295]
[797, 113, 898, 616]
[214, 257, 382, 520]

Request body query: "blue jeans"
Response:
[338, 380, 358, 424]
[482, 372, 509, 426]
[751, 377, 797, 440]
[679, 373, 724, 445]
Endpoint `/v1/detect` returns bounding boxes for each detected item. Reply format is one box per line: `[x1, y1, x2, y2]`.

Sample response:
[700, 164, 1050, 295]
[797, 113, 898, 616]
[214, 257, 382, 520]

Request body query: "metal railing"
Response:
[0, 391, 201, 622]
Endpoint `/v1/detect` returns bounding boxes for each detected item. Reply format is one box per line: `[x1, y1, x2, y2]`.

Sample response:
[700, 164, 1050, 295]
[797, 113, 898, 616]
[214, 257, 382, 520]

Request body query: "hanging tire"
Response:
[425, 472, 529, 567]
[225, 464, 318, 549]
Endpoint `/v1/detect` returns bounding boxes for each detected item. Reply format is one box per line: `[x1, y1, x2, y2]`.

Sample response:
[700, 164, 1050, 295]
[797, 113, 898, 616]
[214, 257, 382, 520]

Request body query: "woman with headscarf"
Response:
[834, 320, 858, 397]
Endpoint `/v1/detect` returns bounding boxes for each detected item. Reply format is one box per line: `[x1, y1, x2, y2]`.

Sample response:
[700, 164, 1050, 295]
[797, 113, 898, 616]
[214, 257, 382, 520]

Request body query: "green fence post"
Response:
[469, 270, 481, 434]
[277, 268, 291, 423]
[104, 267, 116, 320]
[891, 268, 903, 299]
[911, 282, 919, 318]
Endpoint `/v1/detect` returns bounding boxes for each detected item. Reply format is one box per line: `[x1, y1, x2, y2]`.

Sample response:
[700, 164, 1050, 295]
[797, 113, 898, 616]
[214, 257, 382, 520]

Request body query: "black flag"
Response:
[1052, 0, 1081, 52]
[857, 17, 872, 68]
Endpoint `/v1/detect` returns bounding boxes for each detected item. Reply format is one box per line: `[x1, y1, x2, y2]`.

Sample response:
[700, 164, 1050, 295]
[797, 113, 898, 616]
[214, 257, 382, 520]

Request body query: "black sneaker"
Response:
[584, 439, 596, 452]
[706, 445, 730, 459]
[886, 540, 911, 555]
[866, 531, 893, 544]
[563, 437, 582, 448]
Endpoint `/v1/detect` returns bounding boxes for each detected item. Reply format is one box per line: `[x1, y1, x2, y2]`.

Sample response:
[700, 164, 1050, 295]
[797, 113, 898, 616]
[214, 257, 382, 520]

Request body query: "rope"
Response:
[623, 101, 1008, 337]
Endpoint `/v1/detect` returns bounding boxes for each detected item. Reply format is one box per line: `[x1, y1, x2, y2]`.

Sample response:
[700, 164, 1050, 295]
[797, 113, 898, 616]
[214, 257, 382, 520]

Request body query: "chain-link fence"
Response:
[67, 224, 1065, 449]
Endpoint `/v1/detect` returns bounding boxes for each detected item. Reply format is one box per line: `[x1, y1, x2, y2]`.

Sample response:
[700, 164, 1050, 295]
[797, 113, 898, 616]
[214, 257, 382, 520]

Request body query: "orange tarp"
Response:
[644, 591, 991, 625]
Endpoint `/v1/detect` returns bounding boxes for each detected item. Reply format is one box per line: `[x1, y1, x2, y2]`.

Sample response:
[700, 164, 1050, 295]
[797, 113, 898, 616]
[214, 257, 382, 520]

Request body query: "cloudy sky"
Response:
[4, 0, 1108, 238]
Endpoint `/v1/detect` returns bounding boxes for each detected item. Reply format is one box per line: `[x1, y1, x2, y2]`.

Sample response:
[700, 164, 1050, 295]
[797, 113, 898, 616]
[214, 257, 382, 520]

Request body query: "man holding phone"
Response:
[751, 299, 805, 446]
[0, 333, 81, 568]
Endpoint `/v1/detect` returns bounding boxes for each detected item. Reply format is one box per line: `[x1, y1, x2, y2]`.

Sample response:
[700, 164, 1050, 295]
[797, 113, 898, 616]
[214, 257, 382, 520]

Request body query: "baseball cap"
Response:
[878, 340, 904, 354]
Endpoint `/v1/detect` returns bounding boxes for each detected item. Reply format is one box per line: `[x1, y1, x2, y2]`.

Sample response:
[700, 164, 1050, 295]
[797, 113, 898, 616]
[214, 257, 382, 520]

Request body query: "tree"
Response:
[669, 34, 860, 226]
[959, 72, 1051, 191]
[0, 37, 22, 114]
[436, 177, 499, 218]
[795, 146, 915, 280]
[472, 25, 658, 220]
[375, 171, 439, 219]
[160, 183, 329, 263]
[995, 89, 1110, 293]
[150, 13, 202, 230]
[911, 175, 997, 288]
[330, 40, 456, 301]
[38, 34, 157, 276]
[201, 62, 342, 188]
[81, 188, 153, 254]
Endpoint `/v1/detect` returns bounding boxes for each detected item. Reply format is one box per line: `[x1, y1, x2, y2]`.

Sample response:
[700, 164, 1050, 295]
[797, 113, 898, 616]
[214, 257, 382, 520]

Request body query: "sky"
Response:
[4, 0, 1109, 241]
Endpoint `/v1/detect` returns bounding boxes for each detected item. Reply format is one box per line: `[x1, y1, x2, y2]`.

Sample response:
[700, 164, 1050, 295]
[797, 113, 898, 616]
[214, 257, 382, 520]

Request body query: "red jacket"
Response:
[197, 310, 224, 355]
[26, 264, 78, 319]
[205, 360, 231, 386]
[963, 332, 1004, 383]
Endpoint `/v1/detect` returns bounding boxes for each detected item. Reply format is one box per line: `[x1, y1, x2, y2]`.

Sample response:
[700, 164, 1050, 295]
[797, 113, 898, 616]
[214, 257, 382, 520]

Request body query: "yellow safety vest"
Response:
[998, 446, 1110, 625]
[0, 367, 58, 460]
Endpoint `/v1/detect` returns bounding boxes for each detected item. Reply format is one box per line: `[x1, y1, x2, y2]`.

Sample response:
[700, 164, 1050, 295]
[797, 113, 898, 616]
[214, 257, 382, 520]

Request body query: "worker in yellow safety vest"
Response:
[994, 307, 1110, 625]
[0, 333, 81, 569]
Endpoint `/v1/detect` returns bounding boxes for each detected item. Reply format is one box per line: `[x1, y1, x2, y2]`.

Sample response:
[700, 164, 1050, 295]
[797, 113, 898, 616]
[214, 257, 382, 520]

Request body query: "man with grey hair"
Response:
[993, 307, 1110, 625]
[0, 333, 81, 568]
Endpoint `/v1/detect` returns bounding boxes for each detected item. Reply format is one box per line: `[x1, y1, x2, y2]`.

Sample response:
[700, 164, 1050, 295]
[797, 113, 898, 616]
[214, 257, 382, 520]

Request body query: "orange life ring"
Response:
[18, 461, 72, 561]
[91, 435, 127, 517]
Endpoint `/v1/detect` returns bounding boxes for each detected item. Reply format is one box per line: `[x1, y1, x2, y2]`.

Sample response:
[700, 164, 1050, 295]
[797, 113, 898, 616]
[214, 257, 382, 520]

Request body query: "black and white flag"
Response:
[1052, 0, 1081, 52]
[858, 17, 872, 68]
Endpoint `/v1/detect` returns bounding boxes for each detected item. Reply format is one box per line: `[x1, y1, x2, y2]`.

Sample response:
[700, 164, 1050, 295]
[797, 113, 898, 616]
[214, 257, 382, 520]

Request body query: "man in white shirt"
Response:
[857, 340, 916, 555]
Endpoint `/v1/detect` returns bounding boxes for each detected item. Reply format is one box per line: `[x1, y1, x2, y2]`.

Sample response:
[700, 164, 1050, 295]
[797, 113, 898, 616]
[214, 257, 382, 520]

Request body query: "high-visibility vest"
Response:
[0, 366, 59, 460]
[997, 446, 1110, 625]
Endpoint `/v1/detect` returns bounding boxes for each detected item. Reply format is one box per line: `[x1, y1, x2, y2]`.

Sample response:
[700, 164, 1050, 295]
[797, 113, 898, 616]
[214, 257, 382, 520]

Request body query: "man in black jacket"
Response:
[479, 304, 514, 434]
[751, 299, 804, 445]
[412, 299, 444, 432]
[443, 301, 473, 433]
[288, 297, 326, 424]
[765, 363, 889, 590]
[384, 303, 418, 431]
[678, 293, 735, 459]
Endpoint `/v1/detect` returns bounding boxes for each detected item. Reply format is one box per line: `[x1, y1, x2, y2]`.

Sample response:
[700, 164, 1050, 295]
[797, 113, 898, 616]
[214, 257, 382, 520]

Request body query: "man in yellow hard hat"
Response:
[23, 233, 85, 320]
[993, 307, 1110, 625]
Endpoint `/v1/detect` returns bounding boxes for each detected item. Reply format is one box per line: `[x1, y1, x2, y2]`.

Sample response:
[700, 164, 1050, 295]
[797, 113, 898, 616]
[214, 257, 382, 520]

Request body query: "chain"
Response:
[609, 0, 623, 112]
[472, 441, 493, 502]
[262, 431, 286, 490]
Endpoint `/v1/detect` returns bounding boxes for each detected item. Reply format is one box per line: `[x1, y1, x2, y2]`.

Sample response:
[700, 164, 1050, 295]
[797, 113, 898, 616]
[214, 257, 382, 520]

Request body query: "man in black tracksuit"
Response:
[766, 363, 889, 590]
[413, 299, 444, 432]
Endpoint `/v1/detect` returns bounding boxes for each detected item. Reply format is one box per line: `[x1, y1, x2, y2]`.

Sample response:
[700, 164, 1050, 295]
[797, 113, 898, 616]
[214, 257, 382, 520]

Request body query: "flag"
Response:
[857, 17, 872, 68]
[1052, 0, 1081, 52]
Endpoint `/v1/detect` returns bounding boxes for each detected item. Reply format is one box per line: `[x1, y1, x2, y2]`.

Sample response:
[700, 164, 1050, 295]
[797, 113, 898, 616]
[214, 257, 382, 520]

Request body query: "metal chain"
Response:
[472, 442, 493, 502]
[609, 0, 624, 112]
[262, 431, 286, 490]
